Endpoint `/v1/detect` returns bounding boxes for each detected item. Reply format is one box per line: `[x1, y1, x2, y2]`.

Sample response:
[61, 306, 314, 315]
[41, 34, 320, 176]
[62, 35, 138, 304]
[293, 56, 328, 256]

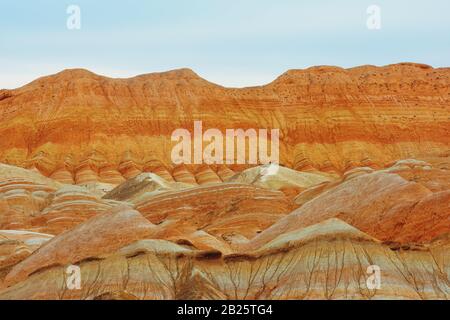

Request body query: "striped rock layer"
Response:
[0, 64, 449, 300]
[0, 64, 449, 178]
[0, 218, 448, 300]
[0, 157, 448, 300]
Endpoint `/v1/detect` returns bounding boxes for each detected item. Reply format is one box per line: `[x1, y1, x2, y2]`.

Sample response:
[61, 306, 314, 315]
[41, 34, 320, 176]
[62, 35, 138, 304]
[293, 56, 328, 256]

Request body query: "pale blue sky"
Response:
[1, 0, 449, 88]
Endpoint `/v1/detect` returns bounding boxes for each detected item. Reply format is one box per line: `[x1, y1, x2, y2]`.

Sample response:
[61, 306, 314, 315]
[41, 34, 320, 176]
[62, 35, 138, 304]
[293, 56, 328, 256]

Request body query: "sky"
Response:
[1, 0, 449, 88]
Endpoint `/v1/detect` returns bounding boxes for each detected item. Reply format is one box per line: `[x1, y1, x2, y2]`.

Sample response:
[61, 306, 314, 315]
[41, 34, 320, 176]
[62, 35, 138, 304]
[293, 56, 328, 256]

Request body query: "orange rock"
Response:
[388, 190, 450, 243]
[74, 162, 99, 185]
[195, 165, 222, 185]
[244, 170, 435, 250]
[135, 183, 295, 239]
[172, 165, 197, 185]
[49, 167, 74, 184]
[118, 161, 142, 180]
[0, 64, 448, 175]
[215, 165, 235, 181]
[4, 205, 158, 287]
[98, 165, 126, 184]
[0, 230, 53, 289]
[143, 160, 175, 182]
[0, 65, 449, 300]
[1, 218, 448, 300]
[33, 185, 121, 235]
[0, 180, 56, 230]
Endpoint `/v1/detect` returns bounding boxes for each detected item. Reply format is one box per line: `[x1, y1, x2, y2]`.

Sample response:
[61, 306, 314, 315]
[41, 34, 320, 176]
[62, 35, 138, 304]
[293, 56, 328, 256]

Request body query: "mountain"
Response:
[0, 158, 449, 299]
[0, 64, 449, 181]
[0, 64, 449, 300]
[1, 213, 449, 299]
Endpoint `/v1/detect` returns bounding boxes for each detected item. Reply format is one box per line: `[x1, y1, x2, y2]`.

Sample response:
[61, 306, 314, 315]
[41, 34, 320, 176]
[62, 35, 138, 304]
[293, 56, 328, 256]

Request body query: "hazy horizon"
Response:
[2, 62, 446, 91]
[1, 0, 449, 89]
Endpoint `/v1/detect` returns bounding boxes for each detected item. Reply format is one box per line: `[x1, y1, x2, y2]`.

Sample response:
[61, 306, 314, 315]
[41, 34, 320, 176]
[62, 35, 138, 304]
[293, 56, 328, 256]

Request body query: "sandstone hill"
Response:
[0, 65, 449, 300]
[0, 64, 449, 180]
[0, 158, 448, 299]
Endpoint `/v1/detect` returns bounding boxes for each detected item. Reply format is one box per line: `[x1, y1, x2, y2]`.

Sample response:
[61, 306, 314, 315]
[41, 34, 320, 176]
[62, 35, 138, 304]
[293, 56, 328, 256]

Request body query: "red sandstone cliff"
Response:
[0, 64, 449, 300]
[0, 63, 449, 181]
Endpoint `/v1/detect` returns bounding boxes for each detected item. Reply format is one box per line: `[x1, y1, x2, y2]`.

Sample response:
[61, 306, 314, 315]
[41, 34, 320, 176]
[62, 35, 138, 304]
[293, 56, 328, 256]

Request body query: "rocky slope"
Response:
[243, 160, 450, 250]
[0, 64, 449, 178]
[0, 216, 448, 300]
[0, 65, 449, 300]
[0, 158, 448, 299]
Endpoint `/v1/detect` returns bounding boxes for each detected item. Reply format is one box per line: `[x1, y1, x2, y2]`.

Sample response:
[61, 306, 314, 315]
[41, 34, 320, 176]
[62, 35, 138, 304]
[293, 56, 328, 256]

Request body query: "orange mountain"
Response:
[0, 63, 449, 182]
[0, 64, 449, 300]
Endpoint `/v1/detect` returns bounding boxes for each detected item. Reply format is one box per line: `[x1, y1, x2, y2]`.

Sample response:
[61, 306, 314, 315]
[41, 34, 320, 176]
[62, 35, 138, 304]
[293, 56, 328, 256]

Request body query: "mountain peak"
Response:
[54, 68, 100, 80]
[132, 68, 204, 82]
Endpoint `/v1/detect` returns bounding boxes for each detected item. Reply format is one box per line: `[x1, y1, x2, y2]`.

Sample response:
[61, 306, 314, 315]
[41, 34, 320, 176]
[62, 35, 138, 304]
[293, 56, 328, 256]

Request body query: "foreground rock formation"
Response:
[0, 66, 449, 300]
[0, 216, 448, 300]
[0, 158, 448, 300]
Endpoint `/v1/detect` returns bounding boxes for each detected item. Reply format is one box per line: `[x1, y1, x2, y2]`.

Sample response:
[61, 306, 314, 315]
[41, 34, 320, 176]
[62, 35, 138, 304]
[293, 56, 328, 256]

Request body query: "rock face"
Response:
[4, 205, 158, 287]
[0, 230, 53, 289]
[133, 183, 296, 240]
[244, 165, 450, 250]
[0, 218, 448, 300]
[0, 158, 448, 300]
[0, 65, 449, 300]
[0, 64, 449, 176]
[103, 173, 191, 203]
[0, 177, 124, 235]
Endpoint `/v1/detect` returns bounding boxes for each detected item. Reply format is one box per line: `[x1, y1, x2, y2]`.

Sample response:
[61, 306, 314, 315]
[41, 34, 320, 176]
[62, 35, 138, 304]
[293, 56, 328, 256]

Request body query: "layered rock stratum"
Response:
[0, 65, 449, 300]
[0, 63, 449, 178]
